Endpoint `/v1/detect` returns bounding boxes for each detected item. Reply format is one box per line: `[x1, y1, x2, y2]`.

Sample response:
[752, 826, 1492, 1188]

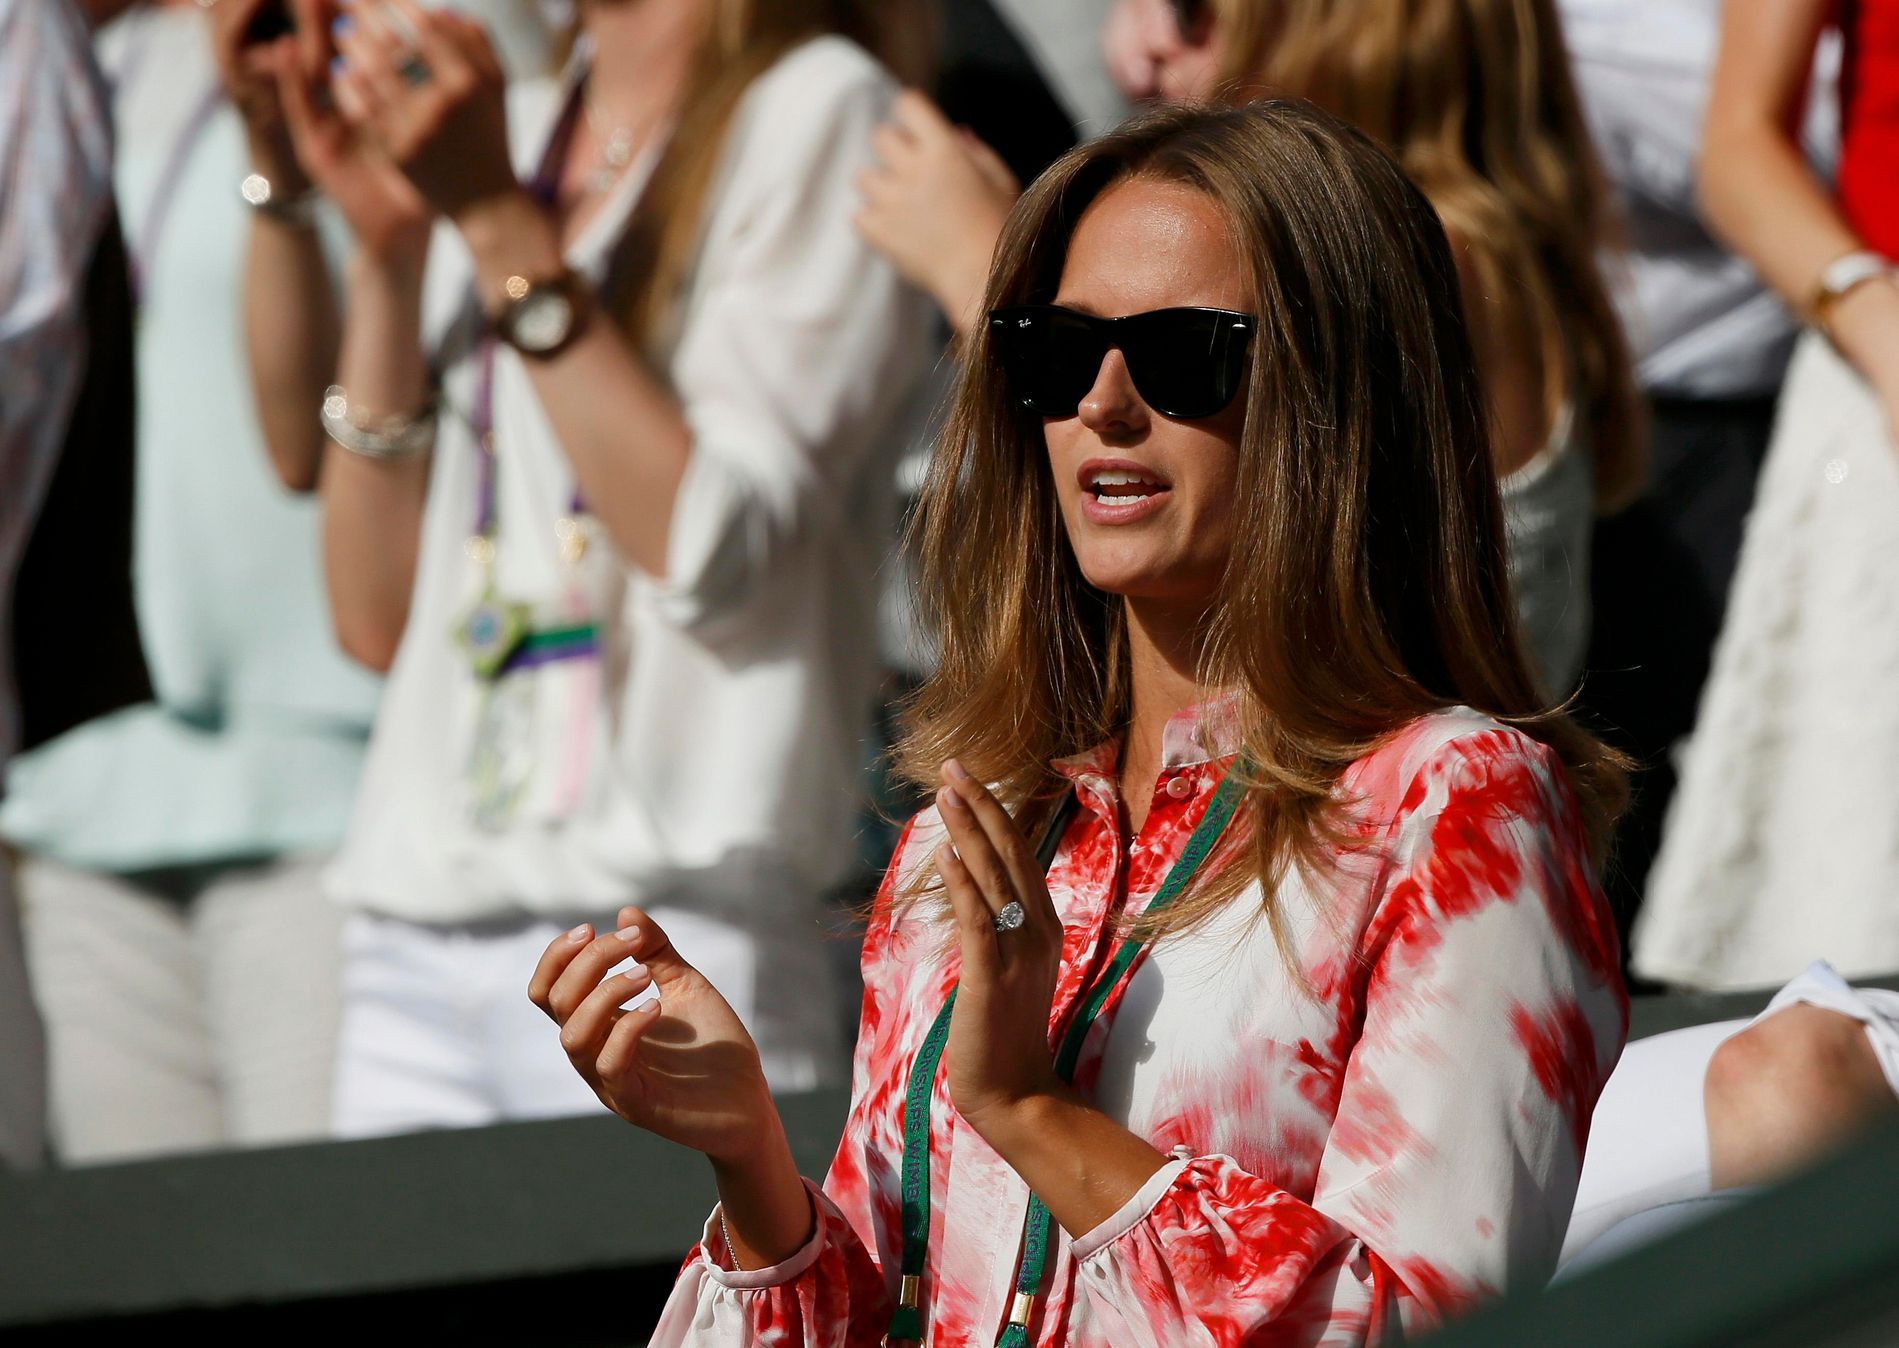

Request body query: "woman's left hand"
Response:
[933, 760, 1065, 1138]
[330, 0, 518, 223]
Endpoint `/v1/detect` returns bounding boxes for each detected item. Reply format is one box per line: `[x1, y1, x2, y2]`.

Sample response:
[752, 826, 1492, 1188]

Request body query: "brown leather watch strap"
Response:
[491, 268, 594, 360]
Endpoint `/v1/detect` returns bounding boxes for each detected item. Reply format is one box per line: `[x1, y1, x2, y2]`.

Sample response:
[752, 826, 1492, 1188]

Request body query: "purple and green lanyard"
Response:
[886, 764, 1246, 1346]
[453, 81, 603, 682]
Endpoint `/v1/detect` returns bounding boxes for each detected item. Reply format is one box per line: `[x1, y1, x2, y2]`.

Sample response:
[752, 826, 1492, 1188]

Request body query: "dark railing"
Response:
[1428, 1119, 1899, 1348]
[5, 980, 1896, 1344]
[0, 1089, 848, 1343]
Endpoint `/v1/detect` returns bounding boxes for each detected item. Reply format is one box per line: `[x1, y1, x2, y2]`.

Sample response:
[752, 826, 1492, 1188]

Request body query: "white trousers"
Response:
[1562, 962, 1899, 1268]
[0, 860, 47, 1168]
[331, 905, 846, 1138]
[18, 853, 343, 1164]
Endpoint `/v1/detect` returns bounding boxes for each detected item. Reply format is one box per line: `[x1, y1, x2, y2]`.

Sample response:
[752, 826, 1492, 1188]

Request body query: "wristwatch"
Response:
[1807, 249, 1896, 337]
[490, 269, 594, 359]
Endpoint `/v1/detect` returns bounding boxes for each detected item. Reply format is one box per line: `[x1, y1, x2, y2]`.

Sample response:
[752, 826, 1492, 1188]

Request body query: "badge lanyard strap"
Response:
[887, 794, 1077, 1346]
[887, 764, 1248, 1346]
[472, 72, 589, 529]
[463, 79, 597, 678]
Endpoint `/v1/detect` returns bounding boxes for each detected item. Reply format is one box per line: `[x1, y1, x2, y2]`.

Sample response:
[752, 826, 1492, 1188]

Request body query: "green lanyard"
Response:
[886, 765, 1246, 1347]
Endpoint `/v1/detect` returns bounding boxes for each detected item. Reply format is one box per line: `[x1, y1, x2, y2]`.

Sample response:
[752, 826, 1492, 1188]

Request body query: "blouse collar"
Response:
[1049, 691, 1243, 791]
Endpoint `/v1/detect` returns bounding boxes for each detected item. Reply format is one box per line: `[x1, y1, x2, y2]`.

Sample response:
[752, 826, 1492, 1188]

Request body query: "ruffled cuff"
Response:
[698, 1179, 830, 1290]
[650, 1178, 890, 1347]
[1071, 1155, 1192, 1262]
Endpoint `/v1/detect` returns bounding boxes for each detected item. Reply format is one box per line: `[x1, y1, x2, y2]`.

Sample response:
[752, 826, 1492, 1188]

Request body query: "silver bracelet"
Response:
[320, 385, 438, 460]
[718, 1209, 746, 1272]
[240, 172, 320, 228]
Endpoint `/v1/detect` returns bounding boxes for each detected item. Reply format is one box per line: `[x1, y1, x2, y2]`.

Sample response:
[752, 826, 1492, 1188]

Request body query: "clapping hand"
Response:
[237, 0, 431, 258]
[528, 905, 780, 1167]
[209, 0, 324, 191]
[326, 0, 518, 224]
[931, 760, 1067, 1139]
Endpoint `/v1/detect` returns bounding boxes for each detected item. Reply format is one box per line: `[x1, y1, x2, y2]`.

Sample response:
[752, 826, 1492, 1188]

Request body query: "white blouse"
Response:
[327, 39, 931, 932]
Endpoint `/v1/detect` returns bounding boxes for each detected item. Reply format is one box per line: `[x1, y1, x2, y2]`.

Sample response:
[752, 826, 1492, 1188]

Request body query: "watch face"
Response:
[513, 288, 575, 353]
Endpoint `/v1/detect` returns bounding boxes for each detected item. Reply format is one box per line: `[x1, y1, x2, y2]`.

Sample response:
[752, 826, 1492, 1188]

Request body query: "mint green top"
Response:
[0, 8, 379, 871]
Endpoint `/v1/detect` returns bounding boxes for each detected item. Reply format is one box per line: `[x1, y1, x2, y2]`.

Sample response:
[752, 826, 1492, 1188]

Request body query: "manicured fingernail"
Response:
[331, 15, 354, 35]
[330, 56, 348, 77]
[624, 963, 649, 982]
[945, 758, 972, 782]
[937, 785, 965, 813]
[566, 922, 591, 943]
[616, 925, 641, 943]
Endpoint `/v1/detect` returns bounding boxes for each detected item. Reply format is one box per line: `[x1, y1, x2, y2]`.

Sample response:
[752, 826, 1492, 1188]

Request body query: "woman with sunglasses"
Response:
[533, 101, 1627, 1345]
[861, 0, 1641, 701]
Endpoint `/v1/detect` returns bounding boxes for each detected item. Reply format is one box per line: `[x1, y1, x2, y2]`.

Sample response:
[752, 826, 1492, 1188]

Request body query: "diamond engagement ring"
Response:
[992, 900, 1027, 934]
[398, 54, 432, 86]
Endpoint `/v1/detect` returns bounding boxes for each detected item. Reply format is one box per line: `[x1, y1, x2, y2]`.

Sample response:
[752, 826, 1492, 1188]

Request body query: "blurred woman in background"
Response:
[1635, 0, 1899, 989]
[243, 0, 931, 1134]
[862, 0, 1643, 698]
[0, 0, 382, 1164]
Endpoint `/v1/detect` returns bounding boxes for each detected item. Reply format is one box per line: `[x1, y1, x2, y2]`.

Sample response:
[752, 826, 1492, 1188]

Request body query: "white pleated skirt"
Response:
[1635, 334, 1899, 989]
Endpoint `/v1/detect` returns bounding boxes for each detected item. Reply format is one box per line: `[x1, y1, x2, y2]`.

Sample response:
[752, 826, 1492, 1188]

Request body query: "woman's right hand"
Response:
[209, 0, 312, 189]
[529, 906, 780, 1165]
[254, 0, 432, 260]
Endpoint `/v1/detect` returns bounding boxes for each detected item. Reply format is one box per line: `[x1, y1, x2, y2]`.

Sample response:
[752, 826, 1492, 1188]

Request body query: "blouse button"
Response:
[1165, 775, 1193, 800]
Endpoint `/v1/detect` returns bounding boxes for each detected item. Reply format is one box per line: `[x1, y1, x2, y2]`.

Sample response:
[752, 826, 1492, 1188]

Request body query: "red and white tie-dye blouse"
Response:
[650, 704, 1627, 1347]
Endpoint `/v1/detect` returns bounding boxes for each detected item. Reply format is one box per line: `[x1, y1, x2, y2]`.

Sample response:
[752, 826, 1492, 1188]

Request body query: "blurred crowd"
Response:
[1, 0, 1896, 1269]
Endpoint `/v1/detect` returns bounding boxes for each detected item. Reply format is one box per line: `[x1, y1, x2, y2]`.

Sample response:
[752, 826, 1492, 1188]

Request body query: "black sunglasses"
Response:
[987, 305, 1257, 420]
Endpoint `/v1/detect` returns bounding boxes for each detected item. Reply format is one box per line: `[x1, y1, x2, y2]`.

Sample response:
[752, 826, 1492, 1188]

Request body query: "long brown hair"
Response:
[1204, 0, 1643, 510]
[895, 101, 1627, 944]
[603, 0, 936, 347]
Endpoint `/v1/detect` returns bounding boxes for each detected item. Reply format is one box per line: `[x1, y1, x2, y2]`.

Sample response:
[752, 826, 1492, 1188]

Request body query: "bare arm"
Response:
[329, 6, 692, 577]
[319, 246, 432, 671]
[262, 1, 437, 668]
[212, 0, 338, 492]
[241, 137, 339, 493]
[970, 1084, 1171, 1239]
[1700, 0, 1899, 406]
[453, 191, 692, 578]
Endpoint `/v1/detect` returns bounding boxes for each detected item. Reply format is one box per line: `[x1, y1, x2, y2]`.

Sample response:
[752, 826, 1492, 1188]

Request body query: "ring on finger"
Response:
[992, 900, 1027, 934]
[397, 52, 431, 86]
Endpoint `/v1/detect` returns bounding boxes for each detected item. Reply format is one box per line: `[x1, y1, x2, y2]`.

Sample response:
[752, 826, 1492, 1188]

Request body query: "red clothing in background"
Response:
[1840, 0, 1899, 258]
